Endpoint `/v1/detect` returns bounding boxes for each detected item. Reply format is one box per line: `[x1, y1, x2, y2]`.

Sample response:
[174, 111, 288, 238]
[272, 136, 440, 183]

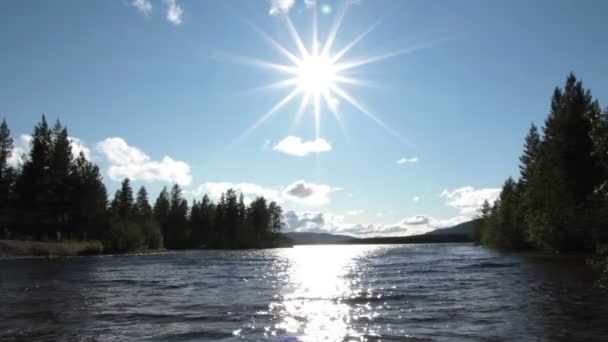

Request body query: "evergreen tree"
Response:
[113, 178, 134, 220]
[69, 152, 108, 240]
[0, 119, 15, 237]
[526, 74, 600, 252]
[519, 123, 541, 186]
[0, 119, 13, 170]
[16, 114, 53, 238]
[268, 201, 283, 234]
[154, 186, 171, 246]
[166, 184, 189, 248]
[134, 186, 152, 219]
[49, 120, 73, 238]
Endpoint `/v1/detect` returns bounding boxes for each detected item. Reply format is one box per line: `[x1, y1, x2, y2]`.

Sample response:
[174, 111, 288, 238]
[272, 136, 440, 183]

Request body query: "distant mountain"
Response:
[425, 219, 480, 237]
[283, 232, 356, 245]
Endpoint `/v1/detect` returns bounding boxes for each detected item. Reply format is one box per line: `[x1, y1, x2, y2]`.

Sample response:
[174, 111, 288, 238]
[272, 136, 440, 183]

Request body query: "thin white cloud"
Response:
[304, 0, 316, 8]
[193, 182, 280, 204]
[132, 0, 152, 15]
[412, 196, 420, 203]
[397, 157, 418, 164]
[284, 211, 471, 237]
[269, 0, 295, 15]
[193, 180, 337, 206]
[376, 212, 384, 217]
[272, 136, 332, 157]
[346, 209, 364, 216]
[164, 0, 183, 25]
[440, 186, 501, 214]
[68, 137, 91, 160]
[97, 137, 192, 185]
[8, 134, 91, 167]
[7, 134, 31, 167]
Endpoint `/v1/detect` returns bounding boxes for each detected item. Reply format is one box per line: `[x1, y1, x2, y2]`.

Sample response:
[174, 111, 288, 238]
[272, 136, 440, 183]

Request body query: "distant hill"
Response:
[282, 219, 480, 246]
[425, 219, 480, 238]
[283, 232, 356, 245]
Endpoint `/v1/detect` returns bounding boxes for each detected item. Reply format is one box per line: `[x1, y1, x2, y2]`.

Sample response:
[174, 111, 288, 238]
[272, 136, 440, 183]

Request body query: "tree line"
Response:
[476, 73, 608, 257]
[0, 115, 285, 252]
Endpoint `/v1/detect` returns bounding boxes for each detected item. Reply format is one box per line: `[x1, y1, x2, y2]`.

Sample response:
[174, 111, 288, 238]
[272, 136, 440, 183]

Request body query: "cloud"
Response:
[97, 137, 192, 185]
[304, 0, 316, 8]
[402, 215, 429, 225]
[440, 186, 501, 214]
[7, 134, 31, 167]
[132, 0, 152, 15]
[283, 180, 334, 205]
[412, 196, 420, 203]
[346, 209, 364, 216]
[193, 180, 336, 206]
[283, 210, 471, 237]
[7, 134, 91, 167]
[193, 182, 280, 204]
[272, 136, 332, 157]
[164, 0, 183, 25]
[68, 137, 91, 160]
[397, 157, 418, 164]
[269, 0, 295, 15]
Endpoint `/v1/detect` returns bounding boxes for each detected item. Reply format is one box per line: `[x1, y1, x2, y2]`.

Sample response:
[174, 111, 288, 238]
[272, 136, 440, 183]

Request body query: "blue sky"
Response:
[1, 0, 607, 236]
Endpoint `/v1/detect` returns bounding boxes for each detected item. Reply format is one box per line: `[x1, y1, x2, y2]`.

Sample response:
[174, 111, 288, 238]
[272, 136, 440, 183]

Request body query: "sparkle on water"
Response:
[235, 0, 423, 142]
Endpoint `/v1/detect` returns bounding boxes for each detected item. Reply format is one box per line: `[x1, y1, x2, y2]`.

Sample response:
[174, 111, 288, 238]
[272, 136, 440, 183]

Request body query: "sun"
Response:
[232, 0, 431, 143]
[296, 55, 337, 94]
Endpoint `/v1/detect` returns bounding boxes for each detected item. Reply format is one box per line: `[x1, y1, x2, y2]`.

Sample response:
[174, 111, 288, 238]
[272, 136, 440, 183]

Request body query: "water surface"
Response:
[1, 244, 607, 341]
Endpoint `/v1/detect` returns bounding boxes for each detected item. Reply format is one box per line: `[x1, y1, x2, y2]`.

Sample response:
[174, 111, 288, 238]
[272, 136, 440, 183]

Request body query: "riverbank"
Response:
[0, 239, 105, 259]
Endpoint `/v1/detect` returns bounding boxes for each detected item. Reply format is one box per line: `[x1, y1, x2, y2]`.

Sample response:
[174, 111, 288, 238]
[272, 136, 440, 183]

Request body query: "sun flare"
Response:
[233, 0, 429, 143]
[296, 55, 337, 94]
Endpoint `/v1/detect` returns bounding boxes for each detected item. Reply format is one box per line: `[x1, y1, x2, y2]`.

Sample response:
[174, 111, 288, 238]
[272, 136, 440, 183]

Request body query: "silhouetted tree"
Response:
[16, 114, 53, 238]
[134, 186, 152, 219]
[0, 119, 15, 237]
[69, 152, 107, 240]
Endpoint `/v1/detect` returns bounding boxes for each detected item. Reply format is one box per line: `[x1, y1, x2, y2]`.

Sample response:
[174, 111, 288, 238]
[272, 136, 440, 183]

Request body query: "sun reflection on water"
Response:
[274, 245, 380, 341]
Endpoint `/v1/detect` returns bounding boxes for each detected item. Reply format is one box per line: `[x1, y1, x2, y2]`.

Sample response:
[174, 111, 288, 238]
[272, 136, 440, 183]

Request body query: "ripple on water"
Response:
[1, 244, 608, 341]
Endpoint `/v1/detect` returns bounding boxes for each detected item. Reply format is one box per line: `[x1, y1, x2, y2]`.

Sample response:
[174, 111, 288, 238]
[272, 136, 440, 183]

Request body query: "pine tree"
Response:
[154, 186, 171, 244]
[0, 119, 15, 236]
[134, 186, 152, 219]
[69, 152, 107, 240]
[49, 120, 74, 238]
[519, 124, 541, 186]
[526, 73, 600, 252]
[0, 119, 13, 171]
[112, 178, 134, 220]
[167, 184, 189, 248]
[268, 201, 283, 234]
[16, 114, 53, 238]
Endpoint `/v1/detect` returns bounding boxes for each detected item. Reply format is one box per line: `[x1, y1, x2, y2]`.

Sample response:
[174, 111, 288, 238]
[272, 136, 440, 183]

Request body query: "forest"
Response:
[475, 74, 608, 268]
[0, 116, 286, 253]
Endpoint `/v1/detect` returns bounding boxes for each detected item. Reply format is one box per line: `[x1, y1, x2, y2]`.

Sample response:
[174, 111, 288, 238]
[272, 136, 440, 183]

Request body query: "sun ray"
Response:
[235, 87, 302, 144]
[331, 21, 380, 63]
[247, 22, 302, 65]
[334, 75, 372, 87]
[290, 91, 312, 132]
[323, 90, 348, 137]
[335, 40, 439, 72]
[231, 0, 433, 145]
[281, 13, 310, 59]
[312, 2, 318, 56]
[320, 0, 351, 58]
[331, 84, 403, 141]
[253, 78, 300, 92]
[314, 92, 321, 138]
[218, 52, 299, 74]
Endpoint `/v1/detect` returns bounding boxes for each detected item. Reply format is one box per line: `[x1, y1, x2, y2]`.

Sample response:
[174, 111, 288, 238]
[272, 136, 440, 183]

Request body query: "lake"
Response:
[1, 244, 608, 341]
